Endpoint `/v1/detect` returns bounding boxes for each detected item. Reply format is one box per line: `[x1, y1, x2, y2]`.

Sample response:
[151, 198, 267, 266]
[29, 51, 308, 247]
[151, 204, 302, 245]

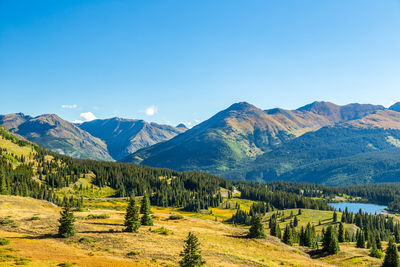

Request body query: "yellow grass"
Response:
[0, 195, 333, 267]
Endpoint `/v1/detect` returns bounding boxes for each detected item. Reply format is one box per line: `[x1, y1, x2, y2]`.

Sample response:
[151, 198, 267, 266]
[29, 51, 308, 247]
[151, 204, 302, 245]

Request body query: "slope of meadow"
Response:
[0, 195, 333, 267]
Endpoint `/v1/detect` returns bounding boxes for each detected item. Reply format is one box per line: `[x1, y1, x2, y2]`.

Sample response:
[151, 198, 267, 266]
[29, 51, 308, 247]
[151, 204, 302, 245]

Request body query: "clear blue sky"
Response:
[1, 0, 400, 126]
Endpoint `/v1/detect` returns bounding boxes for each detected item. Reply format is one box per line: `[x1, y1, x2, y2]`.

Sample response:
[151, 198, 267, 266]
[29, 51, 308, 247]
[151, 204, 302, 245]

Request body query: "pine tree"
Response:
[248, 215, 266, 238]
[338, 223, 345, 242]
[282, 225, 294, 246]
[179, 232, 205, 267]
[124, 196, 140, 233]
[270, 220, 277, 237]
[276, 223, 282, 239]
[294, 216, 299, 227]
[369, 239, 383, 259]
[58, 201, 75, 238]
[323, 226, 340, 254]
[356, 230, 365, 248]
[333, 211, 338, 223]
[375, 232, 382, 250]
[140, 191, 153, 226]
[383, 238, 400, 267]
[0, 172, 7, 195]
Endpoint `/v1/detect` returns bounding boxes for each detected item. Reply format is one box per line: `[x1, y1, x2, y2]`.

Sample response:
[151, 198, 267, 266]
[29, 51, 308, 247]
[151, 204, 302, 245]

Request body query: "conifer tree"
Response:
[124, 196, 140, 233]
[294, 216, 299, 227]
[179, 232, 205, 267]
[282, 225, 294, 246]
[356, 230, 365, 248]
[270, 220, 277, 237]
[58, 201, 75, 238]
[140, 191, 153, 226]
[338, 223, 345, 242]
[248, 215, 266, 238]
[323, 226, 340, 254]
[276, 222, 282, 239]
[375, 232, 382, 250]
[369, 239, 383, 259]
[333, 211, 338, 223]
[0, 172, 7, 195]
[383, 238, 400, 267]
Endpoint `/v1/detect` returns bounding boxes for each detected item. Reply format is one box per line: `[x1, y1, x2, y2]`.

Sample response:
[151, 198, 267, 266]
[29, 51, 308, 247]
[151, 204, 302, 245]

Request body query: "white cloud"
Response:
[73, 120, 83, 124]
[145, 105, 158, 116]
[61, 104, 77, 109]
[79, 112, 98, 122]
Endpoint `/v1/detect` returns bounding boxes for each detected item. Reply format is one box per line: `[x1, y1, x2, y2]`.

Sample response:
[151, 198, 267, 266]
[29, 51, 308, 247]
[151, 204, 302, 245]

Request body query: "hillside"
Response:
[0, 126, 397, 267]
[123, 101, 400, 185]
[0, 195, 333, 267]
[79, 117, 187, 160]
[0, 113, 112, 161]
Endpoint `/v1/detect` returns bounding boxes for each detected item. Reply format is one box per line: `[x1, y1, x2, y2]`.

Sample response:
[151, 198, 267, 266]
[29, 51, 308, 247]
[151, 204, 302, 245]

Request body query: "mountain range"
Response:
[0, 113, 186, 161]
[123, 101, 400, 185]
[2, 100, 400, 185]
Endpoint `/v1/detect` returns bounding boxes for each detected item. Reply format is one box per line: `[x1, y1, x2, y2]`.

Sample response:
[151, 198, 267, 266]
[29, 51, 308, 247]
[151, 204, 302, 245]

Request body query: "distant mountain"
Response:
[390, 102, 400, 112]
[123, 101, 400, 185]
[123, 101, 384, 173]
[78, 118, 187, 160]
[0, 113, 112, 160]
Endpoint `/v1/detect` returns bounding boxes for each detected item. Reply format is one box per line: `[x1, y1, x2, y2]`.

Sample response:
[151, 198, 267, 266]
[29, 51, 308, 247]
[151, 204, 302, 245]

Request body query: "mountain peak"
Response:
[228, 102, 256, 110]
[297, 101, 338, 113]
[390, 102, 400, 112]
[176, 123, 187, 128]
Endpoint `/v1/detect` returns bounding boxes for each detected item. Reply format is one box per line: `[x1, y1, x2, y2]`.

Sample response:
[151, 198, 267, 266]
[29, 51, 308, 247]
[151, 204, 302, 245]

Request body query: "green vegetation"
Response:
[140, 191, 153, 226]
[124, 196, 140, 233]
[179, 232, 205, 267]
[382, 238, 400, 267]
[150, 227, 173, 235]
[58, 202, 75, 238]
[322, 226, 340, 255]
[0, 238, 10, 246]
[247, 215, 266, 238]
[169, 214, 184, 220]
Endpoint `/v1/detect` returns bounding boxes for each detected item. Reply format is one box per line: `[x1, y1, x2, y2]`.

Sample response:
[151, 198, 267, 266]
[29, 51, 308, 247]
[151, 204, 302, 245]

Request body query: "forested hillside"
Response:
[125, 101, 400, 185]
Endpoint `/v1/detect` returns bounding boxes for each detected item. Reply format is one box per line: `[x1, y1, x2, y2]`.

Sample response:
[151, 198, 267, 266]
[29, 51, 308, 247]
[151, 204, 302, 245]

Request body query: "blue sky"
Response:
[1, 0, 400, 127]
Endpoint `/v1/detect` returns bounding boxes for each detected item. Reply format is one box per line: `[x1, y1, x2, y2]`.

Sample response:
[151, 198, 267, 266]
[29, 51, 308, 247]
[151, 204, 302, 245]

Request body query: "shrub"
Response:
[30, 216, 40, 221]
[86, 214, 110, 220]
[127, 250, 141, 257]
[0, 217, 14, 225]
[14, 257, 32, 265]
[79, 237, 95, 243]
[0, 238, 10, 246]
[169, 214, 183, 220]
[57, 262, 74, 267]
[150, 227, 173, 235]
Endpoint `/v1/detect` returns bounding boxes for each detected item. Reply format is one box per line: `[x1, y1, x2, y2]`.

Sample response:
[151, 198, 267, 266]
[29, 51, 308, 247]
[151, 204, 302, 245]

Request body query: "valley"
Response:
[1, 125, 400, 266]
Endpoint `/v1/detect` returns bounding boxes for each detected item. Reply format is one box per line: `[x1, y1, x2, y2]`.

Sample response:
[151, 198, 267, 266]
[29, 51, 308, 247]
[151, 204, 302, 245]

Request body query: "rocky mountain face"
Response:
[0, 113, 186, 161]
[78, 118, 187, 160]
[0, 113, 112, 160]
[123, 101, 400, 185]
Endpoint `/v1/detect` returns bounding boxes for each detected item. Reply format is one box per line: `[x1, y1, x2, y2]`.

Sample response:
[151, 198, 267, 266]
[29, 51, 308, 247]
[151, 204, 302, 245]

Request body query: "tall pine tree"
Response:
[248, 215, 266, 238]
[383, 238, 400, 267]
[124, 196, 140, 233]
[323, 226, 340, 254]
[179, 232, 205, 267]
[58, 201, 75, 238]
[140, 191, 153, 226]
[338, 223, 345, 243]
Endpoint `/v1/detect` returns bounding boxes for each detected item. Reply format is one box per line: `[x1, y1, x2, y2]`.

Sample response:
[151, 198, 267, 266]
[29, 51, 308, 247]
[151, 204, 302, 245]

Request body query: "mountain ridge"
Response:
[124, 101, 400, 185]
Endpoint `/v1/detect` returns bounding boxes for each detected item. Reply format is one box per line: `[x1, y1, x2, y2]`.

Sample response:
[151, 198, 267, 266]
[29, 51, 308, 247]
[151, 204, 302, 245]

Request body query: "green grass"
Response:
[149, 227, 173, 235]
[0, 239, 10, 246]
